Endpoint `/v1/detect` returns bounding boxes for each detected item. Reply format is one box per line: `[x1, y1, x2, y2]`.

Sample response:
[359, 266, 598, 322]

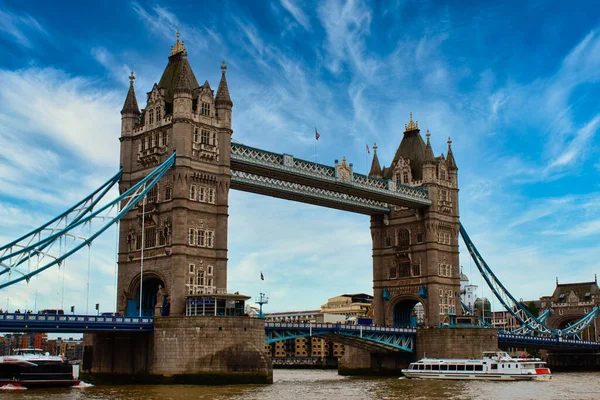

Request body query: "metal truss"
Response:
[0, 169, 122, 278]
[231, 169, 391, 214]
[511, 308, 551, 335]
[0, 153, 176, 289]
[460, 300, 554, 335]
[460, 223, 600, 338]
[231, 143, 431, 205]
[264, 322, 415, 352]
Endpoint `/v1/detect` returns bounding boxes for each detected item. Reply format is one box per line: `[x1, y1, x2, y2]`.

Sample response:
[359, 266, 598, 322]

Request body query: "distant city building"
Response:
[264, 310, 322, 324]
[320, 293, 373, 319]
[460, 271, 478, 310]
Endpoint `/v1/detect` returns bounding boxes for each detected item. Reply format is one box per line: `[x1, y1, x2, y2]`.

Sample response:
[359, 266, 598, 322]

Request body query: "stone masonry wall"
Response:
[416, 328, 498, 359]
[152, 316, 272, 383]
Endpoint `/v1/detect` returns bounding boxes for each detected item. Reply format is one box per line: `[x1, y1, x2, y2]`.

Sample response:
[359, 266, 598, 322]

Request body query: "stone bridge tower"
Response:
[117, 34, 233, 316]
[369, 114, 460, 328]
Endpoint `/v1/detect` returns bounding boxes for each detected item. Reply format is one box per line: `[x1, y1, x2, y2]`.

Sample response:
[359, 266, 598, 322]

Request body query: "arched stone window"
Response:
[397, 229, 410, 250]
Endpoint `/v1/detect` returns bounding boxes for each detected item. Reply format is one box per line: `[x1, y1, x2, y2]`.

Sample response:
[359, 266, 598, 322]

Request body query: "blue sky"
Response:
[0, 0, 598, 315]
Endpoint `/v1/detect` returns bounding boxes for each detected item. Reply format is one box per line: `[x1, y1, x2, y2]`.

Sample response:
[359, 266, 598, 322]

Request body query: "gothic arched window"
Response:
[397, 229, 410, 250]
[403, 172, 409, 184]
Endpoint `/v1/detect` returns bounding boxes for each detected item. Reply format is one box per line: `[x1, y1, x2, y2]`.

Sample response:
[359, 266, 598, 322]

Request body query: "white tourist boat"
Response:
[401, 351, 551, 381]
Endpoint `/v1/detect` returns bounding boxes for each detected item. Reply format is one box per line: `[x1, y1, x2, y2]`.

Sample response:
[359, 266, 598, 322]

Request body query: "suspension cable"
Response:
[86, 219, 92, 315]
[113, 208, 119, 312]
[139, 195, 146, 318]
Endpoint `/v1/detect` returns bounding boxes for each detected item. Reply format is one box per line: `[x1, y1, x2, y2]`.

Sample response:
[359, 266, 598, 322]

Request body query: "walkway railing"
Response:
[0, 313, 154, 332]
[265, 322, 416, 334]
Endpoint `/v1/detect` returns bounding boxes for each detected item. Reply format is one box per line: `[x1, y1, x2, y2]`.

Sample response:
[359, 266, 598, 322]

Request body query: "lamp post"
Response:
[256, 293, 269, 319]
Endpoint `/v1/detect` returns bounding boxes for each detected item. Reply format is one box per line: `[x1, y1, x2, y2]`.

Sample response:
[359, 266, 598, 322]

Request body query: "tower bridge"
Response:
[1, 34, 599, 382]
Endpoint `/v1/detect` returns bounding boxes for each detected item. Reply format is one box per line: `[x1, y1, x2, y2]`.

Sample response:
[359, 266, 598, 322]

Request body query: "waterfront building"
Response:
[320, 293, 373, 319]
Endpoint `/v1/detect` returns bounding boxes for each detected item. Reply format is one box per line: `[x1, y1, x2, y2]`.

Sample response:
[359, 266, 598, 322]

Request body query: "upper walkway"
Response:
[230, 143, 432, 214]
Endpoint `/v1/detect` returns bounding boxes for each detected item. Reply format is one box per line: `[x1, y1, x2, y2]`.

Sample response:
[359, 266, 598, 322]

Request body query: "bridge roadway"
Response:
[0, 313, 598, 352]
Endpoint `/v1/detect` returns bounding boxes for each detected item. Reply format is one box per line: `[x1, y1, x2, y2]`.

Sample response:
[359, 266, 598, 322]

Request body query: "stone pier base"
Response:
[338, 347, 412, 376]
[339, 328, 498, 376]
[82, 316, 272, 384]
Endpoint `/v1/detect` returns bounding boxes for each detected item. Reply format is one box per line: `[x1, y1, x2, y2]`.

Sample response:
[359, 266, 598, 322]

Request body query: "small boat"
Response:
[401, 351, 551, 381]
[0, 348, 79, 388]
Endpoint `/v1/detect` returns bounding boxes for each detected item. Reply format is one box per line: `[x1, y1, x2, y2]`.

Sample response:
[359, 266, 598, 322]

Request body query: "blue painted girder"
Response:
[264, 322, 416, 352]
[0, 313, 153, 333]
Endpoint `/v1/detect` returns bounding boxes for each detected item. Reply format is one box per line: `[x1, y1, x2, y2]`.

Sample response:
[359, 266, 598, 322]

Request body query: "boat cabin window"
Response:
[475, 365, 483, 371]
[440, 365, 448, 371]
[456, 365, 464, 371]
[425, 365, 431, 370]
[448, 365, 456, 371]
[491, 364, 498, 370]
[535, 363, 543, 368]
[465, 365, 474, 371]
[418, 364, 424, 370]
[432, 365, 439, 371]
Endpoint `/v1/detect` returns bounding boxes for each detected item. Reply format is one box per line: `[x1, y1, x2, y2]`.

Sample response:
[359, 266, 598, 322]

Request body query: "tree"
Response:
[527, 301, 539, 317]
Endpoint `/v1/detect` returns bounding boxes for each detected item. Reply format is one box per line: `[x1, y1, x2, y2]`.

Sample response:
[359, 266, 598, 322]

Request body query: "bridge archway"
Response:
[387, 296, 424, 328]
[126, 271, 167, 317]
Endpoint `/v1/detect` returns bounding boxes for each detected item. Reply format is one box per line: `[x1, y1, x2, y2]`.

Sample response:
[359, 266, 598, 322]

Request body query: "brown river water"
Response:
[1, 369, 599, 400]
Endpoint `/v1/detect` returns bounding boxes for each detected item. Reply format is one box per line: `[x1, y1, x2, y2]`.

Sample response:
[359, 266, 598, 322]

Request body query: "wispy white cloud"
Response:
[317, 0, 378, 79]
[131, 2, 208, 50]
[0, 7, 48, 47]
[0, 68, 121, 168]
[91, 47, 133, 87]
[279, 0, 311, 31]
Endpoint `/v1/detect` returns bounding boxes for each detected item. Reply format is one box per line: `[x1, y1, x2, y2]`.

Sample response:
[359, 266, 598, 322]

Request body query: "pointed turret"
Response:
[216, 61, 233, 108]
[120, 71, 139, 174]
[424, 130, 435, 163]
[368, 143, 382, 178]
[121, 71, 140, 116]
[422, 130, 436, 183]
[446, 136, 458, 170]
[216, 61, 233, 128]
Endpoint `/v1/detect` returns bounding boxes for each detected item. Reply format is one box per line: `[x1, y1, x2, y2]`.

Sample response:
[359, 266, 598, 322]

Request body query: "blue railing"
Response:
[498, 332, 600, 350]
[265, 322, 416, 334]
[0, 313, 154, 333]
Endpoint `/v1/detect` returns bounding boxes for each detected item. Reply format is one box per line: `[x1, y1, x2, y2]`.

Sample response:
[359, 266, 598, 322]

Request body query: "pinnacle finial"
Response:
[426, 129, 431, 139]
[221, 60, 227, 73]
[129, 70, 136, 84]
[404, 112, 419, 132]
[171, 30, 186, 55]
[447, 136, 452, 146]
[373, 142, 377, 153]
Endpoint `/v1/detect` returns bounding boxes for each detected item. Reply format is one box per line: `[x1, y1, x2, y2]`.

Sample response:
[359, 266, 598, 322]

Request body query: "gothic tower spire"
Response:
[368, 143, 382, 178]
[446, 136, 458, 170]
[121, 71, 140, 115]
[215, 61, 233, 128]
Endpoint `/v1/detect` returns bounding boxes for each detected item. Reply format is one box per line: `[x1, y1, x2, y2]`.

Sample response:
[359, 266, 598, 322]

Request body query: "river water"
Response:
[2, 369, 599, 400]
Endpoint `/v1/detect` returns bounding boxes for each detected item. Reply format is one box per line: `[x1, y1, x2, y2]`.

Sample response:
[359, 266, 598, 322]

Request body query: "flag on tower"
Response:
[366, 144, 370, 154]
[260, 271, 264, 281]
[315, 128, 320, 140]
